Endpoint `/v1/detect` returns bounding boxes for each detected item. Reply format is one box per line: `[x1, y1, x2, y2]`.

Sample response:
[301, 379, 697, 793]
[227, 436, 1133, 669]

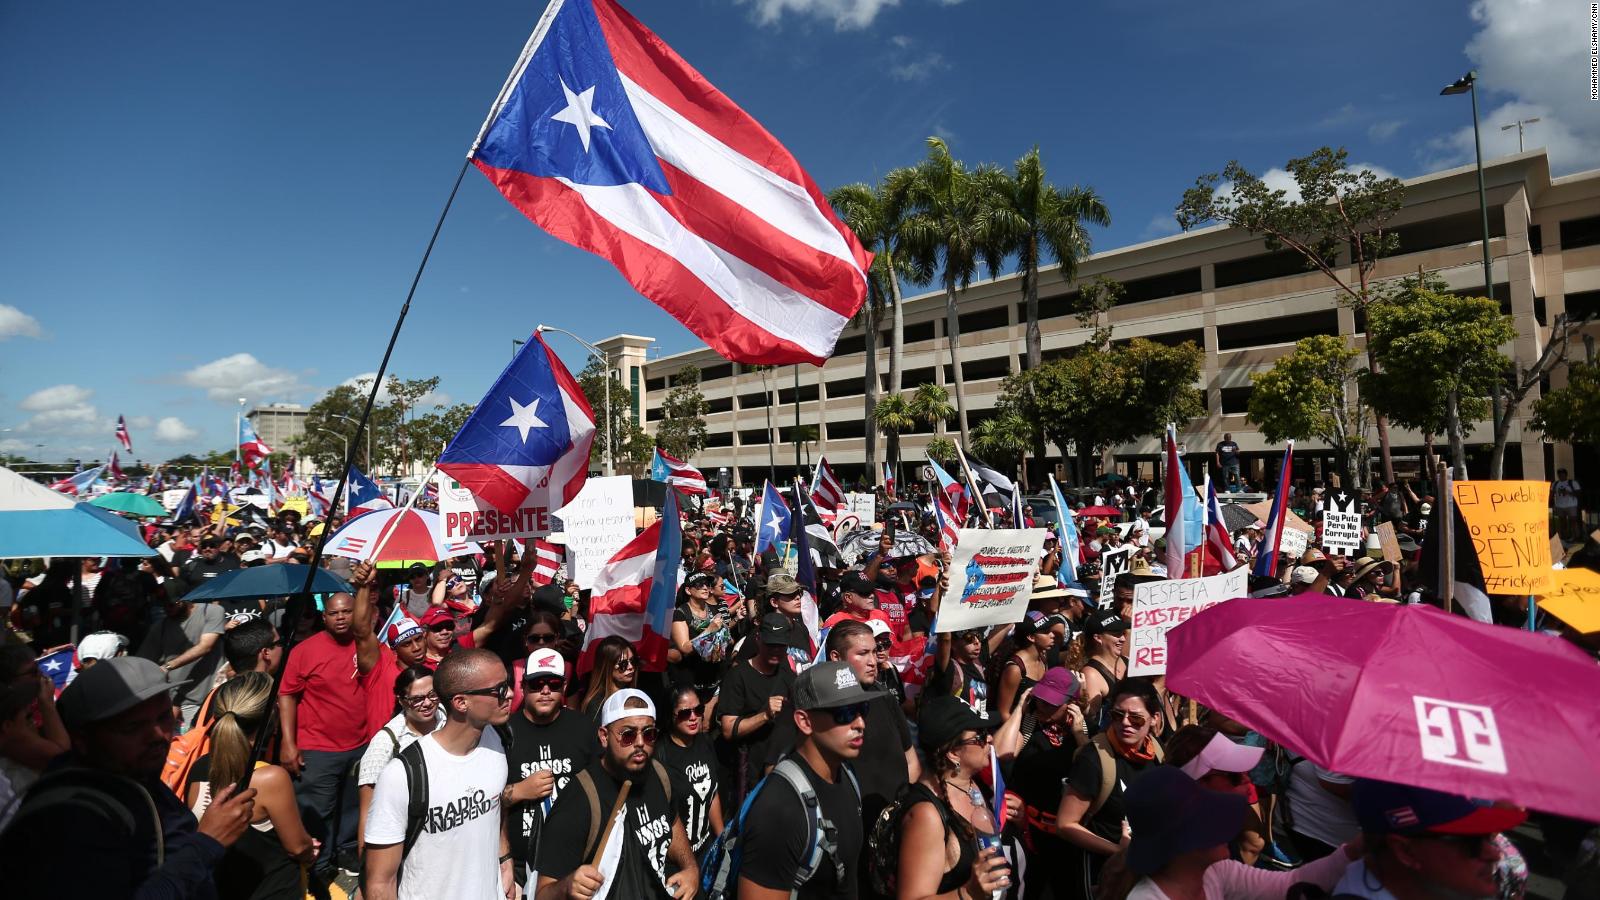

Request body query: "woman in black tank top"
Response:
[1077, 611, 1129, 730]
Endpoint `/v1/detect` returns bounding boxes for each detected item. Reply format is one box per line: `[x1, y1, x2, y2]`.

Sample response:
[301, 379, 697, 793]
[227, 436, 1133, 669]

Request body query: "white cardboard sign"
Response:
[553, 476, 638, 589]
[1099, 546, 1133, 605]
[1127, 567, 1248, 675]
[436, 472, 558, 543]
[936, 528, 1047, 633]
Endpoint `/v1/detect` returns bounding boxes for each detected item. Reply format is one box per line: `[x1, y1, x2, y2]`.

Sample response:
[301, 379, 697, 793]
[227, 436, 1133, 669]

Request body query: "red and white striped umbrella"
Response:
[323, 508, 480, 563]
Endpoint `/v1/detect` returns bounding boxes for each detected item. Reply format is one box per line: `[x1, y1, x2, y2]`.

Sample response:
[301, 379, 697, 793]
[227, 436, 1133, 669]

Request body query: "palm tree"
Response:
[926, 437, 958, 467]
[981, 146, 1110, 370]
[972, 410, 1034, 491]
[908, 383, 954, 436]
[895, 138, 992, 448]
[830, 178, 913, 486]
[873, 393, 916, 486]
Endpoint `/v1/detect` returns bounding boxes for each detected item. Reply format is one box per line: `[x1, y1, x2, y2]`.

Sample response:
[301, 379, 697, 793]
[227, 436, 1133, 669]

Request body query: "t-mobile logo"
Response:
[1413, 696, 1506, 774]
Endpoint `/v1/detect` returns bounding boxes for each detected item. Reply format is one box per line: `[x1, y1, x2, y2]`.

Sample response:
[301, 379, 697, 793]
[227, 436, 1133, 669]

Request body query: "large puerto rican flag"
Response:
[1203, 475, 1240, 573]
[467, 0, 871, 365]
[579, 489, 682, 674]
[438, 333, 595, 517]
[810, 455, 844, 512]
[1162, 424, 1204, 576]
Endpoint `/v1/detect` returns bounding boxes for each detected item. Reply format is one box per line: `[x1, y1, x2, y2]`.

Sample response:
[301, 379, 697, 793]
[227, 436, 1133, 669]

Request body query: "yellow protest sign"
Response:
[1451, 480, 1552, 594]
[1538, 567, 1600, 633]
[279, 497, 309, 517]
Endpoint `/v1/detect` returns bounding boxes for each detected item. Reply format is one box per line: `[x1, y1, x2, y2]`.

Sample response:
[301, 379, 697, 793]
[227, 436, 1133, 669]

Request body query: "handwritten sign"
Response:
[936, 528, 1046, 633]
[1376, 522, 1401, 563]
[1099, 546, 1132, 605]
[554, 476, 637, 589]
[1127, 567, 1249, 675]
[1452, 480, 1553, 594]
[1538, 567, 1600, 633]
[1277, 527, 1309, 563]
[847, 492, 875, 521]
[1321, 493, 1362, 556]
[437, 473, 555, 542]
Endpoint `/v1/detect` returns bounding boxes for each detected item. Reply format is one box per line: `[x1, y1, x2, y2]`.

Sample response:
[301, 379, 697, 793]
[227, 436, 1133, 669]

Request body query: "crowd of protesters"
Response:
[0, 468, 1596, 900]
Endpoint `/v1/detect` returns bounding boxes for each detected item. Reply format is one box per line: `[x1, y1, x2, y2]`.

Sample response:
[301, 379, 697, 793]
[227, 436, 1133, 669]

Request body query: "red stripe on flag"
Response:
[476, 162, 830, 365]
[436, 461, 530, 513]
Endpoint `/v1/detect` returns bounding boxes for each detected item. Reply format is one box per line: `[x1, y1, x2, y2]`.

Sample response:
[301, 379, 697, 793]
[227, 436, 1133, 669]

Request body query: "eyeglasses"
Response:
[675, 705, 704, 722]
[428, 622, 455, 633]
[955, 734, 990, 748]
[824, 702, 869, 726]
[615, 656, 637, 671]
[614, 725, 659, 746]
[402, 692, 439, 707]
[1106, 709, 1150, 728]
[523, 676, 564, 694]
[457, 681, 512, 703]
[525, 632, 560, 646]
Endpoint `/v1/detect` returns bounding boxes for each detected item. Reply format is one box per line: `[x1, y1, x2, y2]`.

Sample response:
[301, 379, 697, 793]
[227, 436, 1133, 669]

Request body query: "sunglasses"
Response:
[402, 691, 440, 707]
[675, 704, 704, 722]
[1417, 833, 1495, 855]
[955, 734, 990, 748]
[614, 725, 659, 746]
[525, 632, 560, 646]
[1106, 709, 1149, 728]
[428, 622, 455, 633]
[823, 702, 869, 726]
[615, 657, 637, 671]
[874, 638, 892, 650]
[457, 681, 512, 703]
[523, 676, 564, 694]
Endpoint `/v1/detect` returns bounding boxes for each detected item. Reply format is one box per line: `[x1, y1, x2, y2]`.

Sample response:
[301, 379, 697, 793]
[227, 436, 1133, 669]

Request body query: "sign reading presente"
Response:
[437, 473, 556, 541]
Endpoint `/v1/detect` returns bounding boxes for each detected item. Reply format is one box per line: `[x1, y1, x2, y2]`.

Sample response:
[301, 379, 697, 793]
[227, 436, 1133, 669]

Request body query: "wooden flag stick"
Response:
[589, 780, 633, 866]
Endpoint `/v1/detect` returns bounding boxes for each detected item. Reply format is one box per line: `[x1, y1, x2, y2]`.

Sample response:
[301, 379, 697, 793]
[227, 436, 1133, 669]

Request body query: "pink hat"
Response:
[1179, 732, 1265, 780]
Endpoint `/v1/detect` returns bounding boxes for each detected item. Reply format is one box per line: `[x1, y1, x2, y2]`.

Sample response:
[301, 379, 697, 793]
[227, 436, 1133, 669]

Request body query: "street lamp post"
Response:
[329, 413, 371, 475]
[536, 325, 614, 477]
[1441, 70, 1500, 446]
[314, 428, 349, 466]
[1499, 117, 1540, 153]
[236, 398, 246, 466]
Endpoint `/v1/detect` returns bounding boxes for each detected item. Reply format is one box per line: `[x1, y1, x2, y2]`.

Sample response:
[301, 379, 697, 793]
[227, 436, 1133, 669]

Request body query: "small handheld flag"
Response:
[115, 416, 133, 453]
[754, 481, 792, 557]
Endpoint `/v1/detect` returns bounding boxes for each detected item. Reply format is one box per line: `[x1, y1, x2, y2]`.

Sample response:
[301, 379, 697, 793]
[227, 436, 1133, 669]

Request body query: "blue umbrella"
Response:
[0, 466, 156, 560]
[181, 564, 352, 603]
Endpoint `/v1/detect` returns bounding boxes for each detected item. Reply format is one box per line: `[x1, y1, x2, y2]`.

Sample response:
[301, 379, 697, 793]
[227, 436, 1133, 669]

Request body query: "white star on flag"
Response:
[42, 659, 62, 672]
[549, 79, 612, 152]
[500, 396, 549, 443]
[763, 509, 785, 540]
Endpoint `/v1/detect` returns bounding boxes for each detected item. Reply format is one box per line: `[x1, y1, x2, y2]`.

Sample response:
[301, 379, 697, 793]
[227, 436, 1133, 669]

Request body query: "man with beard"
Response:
[536, 689, 697, 900]
[505, 649, 598, 885]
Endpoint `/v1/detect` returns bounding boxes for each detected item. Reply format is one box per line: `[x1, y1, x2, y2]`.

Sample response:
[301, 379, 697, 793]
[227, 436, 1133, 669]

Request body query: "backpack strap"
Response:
[12, 769, 164, 866]
[651, 758, 672, 806]
[772, 757, 847, 890]
[399, 741, 429, 856]
[575, 769, 602, 863]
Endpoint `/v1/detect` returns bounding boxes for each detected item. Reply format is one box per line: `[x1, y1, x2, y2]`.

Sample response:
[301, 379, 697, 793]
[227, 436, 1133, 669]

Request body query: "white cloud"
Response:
[0, 304, 42, 340]
[735, 0, 963, 29]
[181, 353, 309, 403]
[1244, 161, 1399, 203]
[1368, 120, 1403, 143]
[20, 384, 92, 412]
[1421, 0, 1600, 175]
[341, 373, 451, 410]
[885, 34, 946, 81]
[153, 416, 199, 442]
[1140, 213, 1183, 241]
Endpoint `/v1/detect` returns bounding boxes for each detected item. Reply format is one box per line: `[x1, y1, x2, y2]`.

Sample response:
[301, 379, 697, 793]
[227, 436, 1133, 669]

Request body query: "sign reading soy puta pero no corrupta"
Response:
[1451, 480, 1553, 594]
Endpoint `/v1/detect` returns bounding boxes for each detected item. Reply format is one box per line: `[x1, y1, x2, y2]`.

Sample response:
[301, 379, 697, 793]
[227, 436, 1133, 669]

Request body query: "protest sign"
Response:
[832, 512, 861, 542]
[1538, 567, 1600, 633]
[936, 528, 1047, 633]
[1127, 567, 1248, 675]
[847, 492, 875, 521]
[553, 476, 637, 589]
[436, 473, 558, 543]
[162, 489, 189, 511]
[1099, 546, 1132, 605]
[1321, 492, 1362, 556]
[1452, 480, 1553, 594]
[1376, 522, 1401, 563]
[278, 497, 309, 518]
[1277, 527, 1309, 563]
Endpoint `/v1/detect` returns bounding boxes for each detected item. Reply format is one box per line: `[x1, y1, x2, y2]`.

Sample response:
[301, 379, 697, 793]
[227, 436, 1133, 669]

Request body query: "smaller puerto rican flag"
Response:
[346, 466, 394, 516]
[438, 332, 595, 516]
[1251, 441, 1295, 579]
[531, 539, 565, 586]
[1048, 474, 1082, 585]
[987, 745, 1009, 830]
[36, 646, 75, 694]
[810, 455, 844, 512]
[108, 452, 124, 483]
[51, 465, 106, 495]
[753, 480, 792, 557]
[650, 447, 707, 496]
[579, 488, 682, 674]
[171, 485, 198, 524]
[1204, 476, 1240, 572]
[882, 462, 895, 498]
[239, 418, 273, 465]
[927, 456, 968, 524]
[115, 416, 133, 453]
[932, 488, 960, 553]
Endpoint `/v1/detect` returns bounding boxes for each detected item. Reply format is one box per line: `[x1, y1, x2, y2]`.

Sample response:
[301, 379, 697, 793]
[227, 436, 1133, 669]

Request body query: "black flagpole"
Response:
[240, 158, 473, 790]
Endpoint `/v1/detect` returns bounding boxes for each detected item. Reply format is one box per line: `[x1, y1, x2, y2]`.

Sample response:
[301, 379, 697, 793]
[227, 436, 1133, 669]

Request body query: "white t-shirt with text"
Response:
[367, 728, 507, 900]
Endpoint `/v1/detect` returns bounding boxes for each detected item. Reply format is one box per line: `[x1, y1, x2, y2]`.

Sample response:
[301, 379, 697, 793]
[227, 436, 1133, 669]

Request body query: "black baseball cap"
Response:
[793, 660, 873, 710]
[684, 572, 718, 589]
[917, 694, 993, 751]
[407, 562, 431, 578]
[757, 612, 794, 647]
[840, 573, 876, 597]
[1084, 610, 1129, 636]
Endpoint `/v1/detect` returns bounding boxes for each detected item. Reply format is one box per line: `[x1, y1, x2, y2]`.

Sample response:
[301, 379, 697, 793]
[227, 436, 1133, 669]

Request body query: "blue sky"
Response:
[2, 0, 1593, 461]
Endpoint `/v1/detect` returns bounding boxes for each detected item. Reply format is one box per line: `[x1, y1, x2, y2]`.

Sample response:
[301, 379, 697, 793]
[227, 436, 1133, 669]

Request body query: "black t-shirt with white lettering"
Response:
[653, 733, 720, 854]
[537, 760, 686, 900]
[1216, 441, 1240, 465]
[738, 754, 862, 899]
[504, 707, 599, 867]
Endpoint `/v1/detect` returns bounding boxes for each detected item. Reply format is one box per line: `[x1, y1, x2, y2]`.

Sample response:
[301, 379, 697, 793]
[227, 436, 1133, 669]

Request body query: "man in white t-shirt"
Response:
[366, 647, 515, 900]
[397, 563, 436, 620]
[1553, 468, 1583, 540]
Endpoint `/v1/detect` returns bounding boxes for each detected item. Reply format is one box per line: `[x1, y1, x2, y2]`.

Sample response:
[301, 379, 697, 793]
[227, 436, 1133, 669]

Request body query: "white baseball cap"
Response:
[523, 648, 566, 680]
[866, 619, 891, 639]
[599, 688, 657, 727]
[1179, 732, 1265, 780]
[1291, 565, 1320, 585]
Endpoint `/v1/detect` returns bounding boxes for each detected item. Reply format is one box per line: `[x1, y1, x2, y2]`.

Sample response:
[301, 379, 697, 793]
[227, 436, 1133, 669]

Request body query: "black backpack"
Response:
[864, 782, 956, 896]
[701, 756, 860, 900]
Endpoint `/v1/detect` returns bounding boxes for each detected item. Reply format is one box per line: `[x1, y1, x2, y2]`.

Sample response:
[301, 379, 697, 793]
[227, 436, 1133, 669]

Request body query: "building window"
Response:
[1528, 223, 1543, 255]
[829, 419, 865, 440]
[630, 368, 642, 425]
[827, 376, 865, 399]
[962, 355, 1011, 382]
[958, 306, 1010, 334]
[903, 321, 937, 343]
[902, 365, 936, 386]
[1216, 310, 1339, 351]
[1558, 214, 1600, 250]
[1214, 248, 1310, 288]
[1018, 292, 1079, 322]
[706, 396, 733, 414]
[778, 383, 819, 404]
[1564, 289, 1600, 320]
[1220, 386, 1253, 415]
[1121, 268, 1202, 304]
[647, 406, 664, 422]
[1114, 329, 1204, 350]
[701, 363, 732, 382]
[738, 391, 769, 409]
[705, 431, 733, 448]
[646, 376, 666, 393]
[1385, 208, 1506, 256]
[738, 428, 770, 446]
[834, 333, 866, 356]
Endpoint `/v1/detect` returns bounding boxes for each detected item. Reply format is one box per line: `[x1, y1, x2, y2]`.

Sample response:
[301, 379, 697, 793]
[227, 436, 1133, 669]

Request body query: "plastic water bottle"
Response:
[968, 786, 1007, 900]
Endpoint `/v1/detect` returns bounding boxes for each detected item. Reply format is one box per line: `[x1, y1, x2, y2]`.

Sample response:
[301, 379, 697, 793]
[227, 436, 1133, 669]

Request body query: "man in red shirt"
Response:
[278, 589, 368, 879]
[349, 562, 430, 736]
[821, 573, 893, 633]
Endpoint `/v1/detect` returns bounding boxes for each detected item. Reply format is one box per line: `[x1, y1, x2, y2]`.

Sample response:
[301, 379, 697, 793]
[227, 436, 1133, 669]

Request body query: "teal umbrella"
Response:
[90, 492, 169, 518]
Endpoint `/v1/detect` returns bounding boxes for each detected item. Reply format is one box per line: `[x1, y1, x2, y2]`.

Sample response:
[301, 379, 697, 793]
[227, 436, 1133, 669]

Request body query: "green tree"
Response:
[972, 410, 1035, 491]
[1365, 278, 1514, 473]
[907, 383, 954, 436]
[1246, 335, 1370, 486]
[1176, 147, 1404, 482]
[980, 146, 1110, 370]
[1533, 362, 1600, 446]
[401, 403, 476, 467]
[895, 137, 995, 447]
[655, 365, 709, 460]
[383, 376, 441, 472]
[873, 393, 916, 482]
[296, 383, 384, 473]
[577, 359, 650, 468]
[925, 437, 958, 467]
[830, 175, 916, 485]
[1003, 339, 1203, 484]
